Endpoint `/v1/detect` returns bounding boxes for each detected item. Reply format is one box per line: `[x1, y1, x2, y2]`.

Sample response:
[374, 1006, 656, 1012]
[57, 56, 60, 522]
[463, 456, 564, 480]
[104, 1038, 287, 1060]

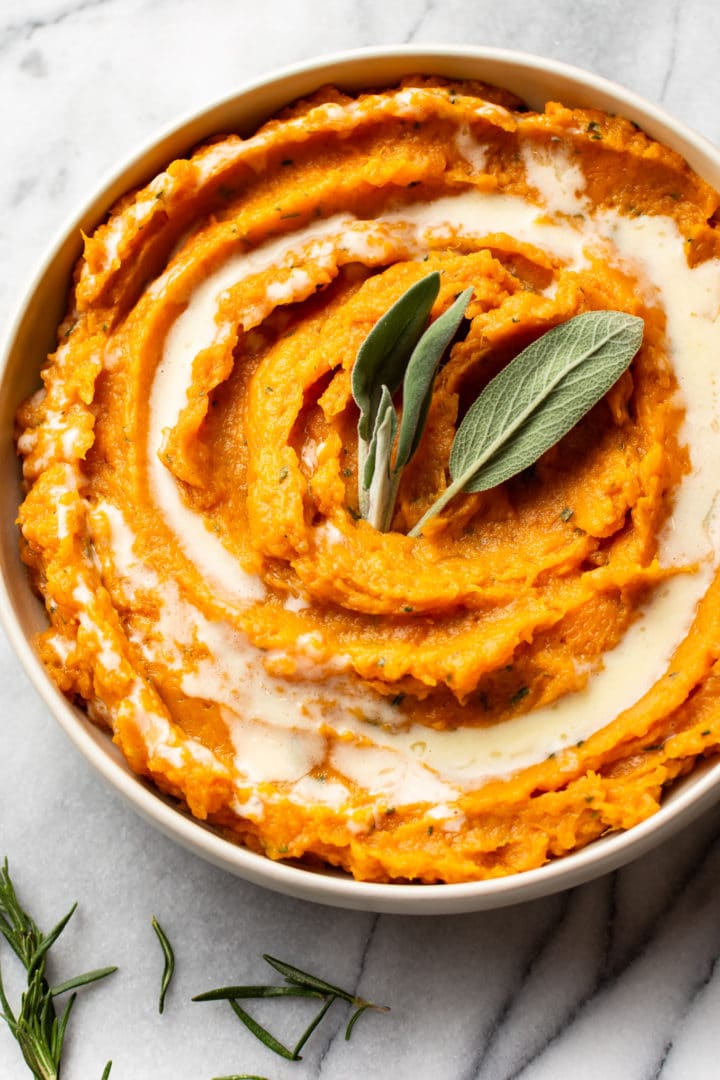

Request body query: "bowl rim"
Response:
[3, 43, 720, 915]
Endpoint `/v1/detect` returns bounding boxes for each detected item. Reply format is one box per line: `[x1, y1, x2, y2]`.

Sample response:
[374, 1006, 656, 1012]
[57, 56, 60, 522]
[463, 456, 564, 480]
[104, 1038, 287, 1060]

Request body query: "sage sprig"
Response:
[409, 309, 644, 536]
[193, 952, 389, 1063]
[352, 271, 473, 530]
[0, 857, 117, 1080]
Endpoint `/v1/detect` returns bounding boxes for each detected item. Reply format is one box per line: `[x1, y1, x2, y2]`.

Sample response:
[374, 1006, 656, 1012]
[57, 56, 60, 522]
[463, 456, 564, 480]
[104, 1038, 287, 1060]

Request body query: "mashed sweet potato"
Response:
[15, 77, 720, 882]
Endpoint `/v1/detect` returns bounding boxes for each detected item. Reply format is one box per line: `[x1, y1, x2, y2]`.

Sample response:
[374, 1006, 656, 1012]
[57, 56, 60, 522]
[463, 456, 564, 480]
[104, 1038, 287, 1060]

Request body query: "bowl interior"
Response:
[3, 45, 720, 914]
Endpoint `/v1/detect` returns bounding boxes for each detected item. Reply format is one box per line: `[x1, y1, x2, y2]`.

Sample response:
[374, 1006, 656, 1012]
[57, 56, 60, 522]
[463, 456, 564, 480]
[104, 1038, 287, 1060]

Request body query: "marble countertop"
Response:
[3, 1, 720, 1077]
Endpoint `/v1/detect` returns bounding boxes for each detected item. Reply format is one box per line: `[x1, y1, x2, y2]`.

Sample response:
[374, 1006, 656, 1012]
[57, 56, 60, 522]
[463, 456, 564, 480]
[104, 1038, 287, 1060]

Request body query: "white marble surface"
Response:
[3, 1, 720, 1077]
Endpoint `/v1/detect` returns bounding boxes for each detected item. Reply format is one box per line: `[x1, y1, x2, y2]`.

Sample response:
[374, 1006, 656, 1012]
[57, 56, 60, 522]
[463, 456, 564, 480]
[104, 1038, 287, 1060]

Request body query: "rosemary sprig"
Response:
[0, 857, 117, 1080]
[193, 952, 389, 1063]
[151, 916, 174, 1014]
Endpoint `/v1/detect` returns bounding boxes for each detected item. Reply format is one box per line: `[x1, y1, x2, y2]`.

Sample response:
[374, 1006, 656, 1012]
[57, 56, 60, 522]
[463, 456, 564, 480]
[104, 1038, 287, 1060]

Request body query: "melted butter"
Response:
[454, 124, 488, 174]
[149, 213, 362, 608]
[521, 141, 590, 217]
[331, 741, 456, 806]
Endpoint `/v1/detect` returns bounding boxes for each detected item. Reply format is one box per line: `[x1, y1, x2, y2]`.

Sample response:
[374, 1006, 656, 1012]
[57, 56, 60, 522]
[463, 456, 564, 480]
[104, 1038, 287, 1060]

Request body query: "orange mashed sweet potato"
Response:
[15, 76, 720, 883]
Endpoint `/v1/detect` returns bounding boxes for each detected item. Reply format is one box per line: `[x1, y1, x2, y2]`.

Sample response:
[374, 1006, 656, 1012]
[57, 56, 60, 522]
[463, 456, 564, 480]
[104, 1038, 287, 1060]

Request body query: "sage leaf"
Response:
[394, 286, 473, 472]
[353, 272, 440, 518]
[363, 386, 393, 490]
[352, 271, 440, 443]
[352, 271, 474, 529]
[365, 387, 399, 532]
[410, 310, 644, 535]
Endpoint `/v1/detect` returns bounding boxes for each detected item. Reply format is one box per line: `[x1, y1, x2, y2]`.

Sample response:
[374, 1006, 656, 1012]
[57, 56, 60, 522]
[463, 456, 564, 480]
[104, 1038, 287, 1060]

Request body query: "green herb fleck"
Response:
[510, 686, 529, 706]
[560, 506, 574, 522]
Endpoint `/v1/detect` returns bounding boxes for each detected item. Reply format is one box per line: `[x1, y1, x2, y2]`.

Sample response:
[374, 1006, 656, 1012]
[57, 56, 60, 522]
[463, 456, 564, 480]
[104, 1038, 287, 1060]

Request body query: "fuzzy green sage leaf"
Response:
[353, 272, 440, 519]
[353, 272, 472, 529]
[395, 285, 474, 471]
[352, 272, 440, 445]
[364, 386, 398, 531]
[409, 309, 644, 536]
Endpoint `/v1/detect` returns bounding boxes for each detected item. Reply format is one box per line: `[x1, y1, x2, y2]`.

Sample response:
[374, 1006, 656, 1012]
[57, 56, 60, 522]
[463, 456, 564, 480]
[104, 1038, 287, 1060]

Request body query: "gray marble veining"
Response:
[3, 1, 720, 1077]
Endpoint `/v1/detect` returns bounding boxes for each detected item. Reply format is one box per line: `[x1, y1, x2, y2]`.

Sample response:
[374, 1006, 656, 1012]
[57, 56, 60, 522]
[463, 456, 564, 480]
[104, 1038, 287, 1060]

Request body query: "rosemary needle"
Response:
[151, 916, 175, 1014]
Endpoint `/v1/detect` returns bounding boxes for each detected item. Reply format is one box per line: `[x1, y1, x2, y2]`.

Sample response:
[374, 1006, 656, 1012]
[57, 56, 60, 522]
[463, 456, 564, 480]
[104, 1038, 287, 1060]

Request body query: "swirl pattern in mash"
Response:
[16, 77, 720, 882]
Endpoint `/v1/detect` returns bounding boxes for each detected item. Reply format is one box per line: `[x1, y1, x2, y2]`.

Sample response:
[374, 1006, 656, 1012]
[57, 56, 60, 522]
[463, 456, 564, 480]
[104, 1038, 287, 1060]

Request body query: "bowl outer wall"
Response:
[2, 45, 720, 914]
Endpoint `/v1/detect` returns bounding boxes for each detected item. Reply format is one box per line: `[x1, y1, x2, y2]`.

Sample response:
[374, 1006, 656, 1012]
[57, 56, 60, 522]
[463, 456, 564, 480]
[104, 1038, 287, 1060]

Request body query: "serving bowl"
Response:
[3, 45, 720, 915]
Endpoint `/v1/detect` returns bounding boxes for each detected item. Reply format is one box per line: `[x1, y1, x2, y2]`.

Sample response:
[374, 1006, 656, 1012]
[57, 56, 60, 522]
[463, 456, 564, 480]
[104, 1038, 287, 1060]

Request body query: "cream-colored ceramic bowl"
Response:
[3, 46, 720, 914]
